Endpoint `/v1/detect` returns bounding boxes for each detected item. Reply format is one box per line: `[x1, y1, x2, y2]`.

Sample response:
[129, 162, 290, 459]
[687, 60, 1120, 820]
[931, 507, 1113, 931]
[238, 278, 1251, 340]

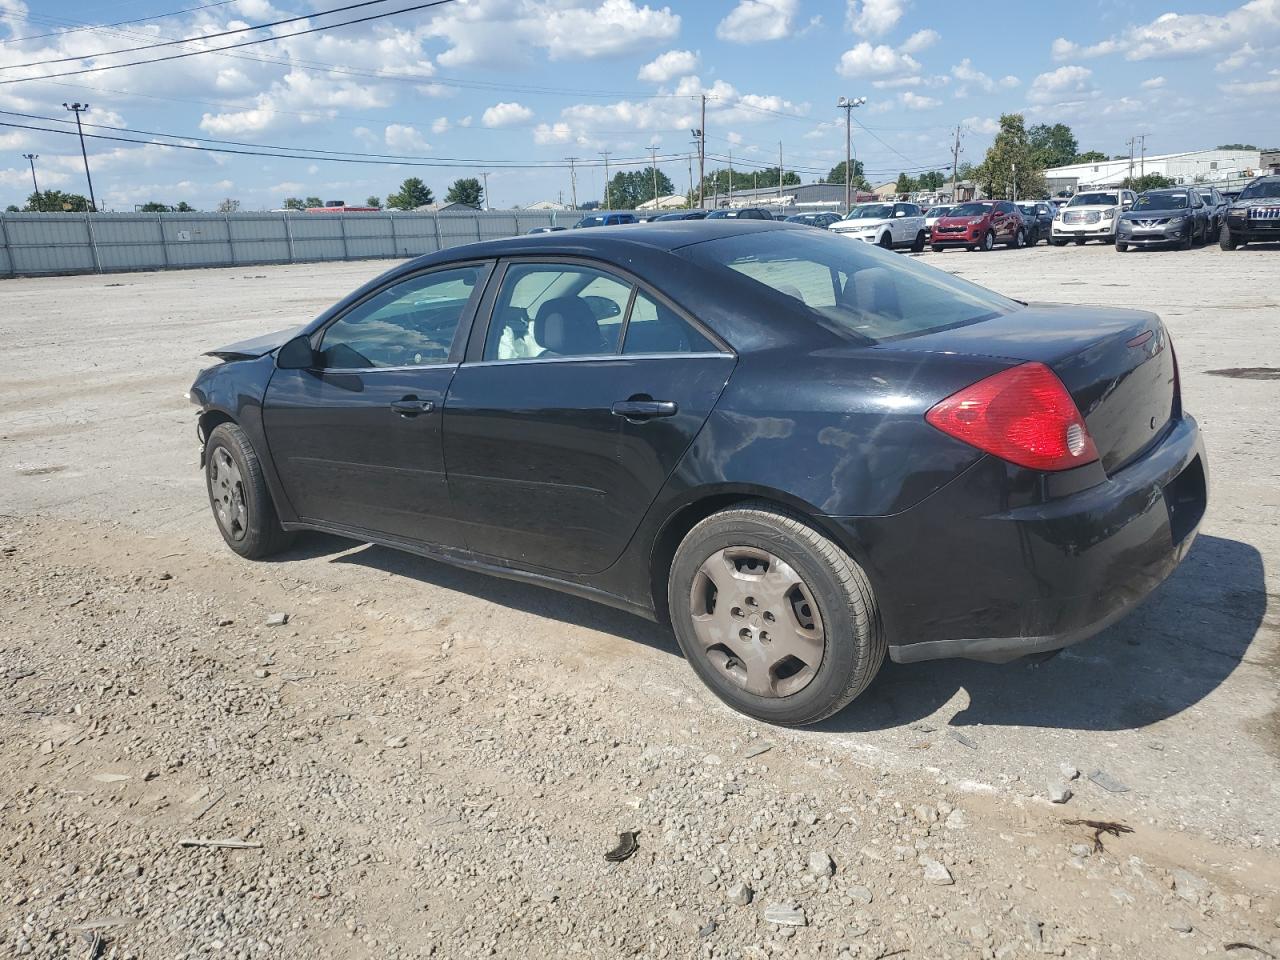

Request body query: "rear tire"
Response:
[1010, 228, 1026, 249]
[1051, 239, 1066, 247]
[911, 230, 926, 252]
[930, 244, 944, 253]
[204, 422, 294, 560]
[668, 502, 885, 726]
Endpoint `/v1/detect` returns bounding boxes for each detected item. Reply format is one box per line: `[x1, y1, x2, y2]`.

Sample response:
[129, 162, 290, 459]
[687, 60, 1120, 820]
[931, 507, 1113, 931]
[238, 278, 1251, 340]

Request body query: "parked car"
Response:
[1194, 186, 1228, 237]
[1220, 174, 1280, 250]
[1015, 200, 1054, 245]
[654, 210, 709, 221]
[190, 221, 1205, 725]
[1051, 190, 1136, 245]
[930, 200, 1028, 252]
[785, 212, 842, 229]
[526, 226, 567, 234]
[705, 207, 775, 220]
[1116, 188, 1211, 251]
[574, 212, 638, 228]
[829, 201, 927, 251]
[923, 204, 952, 238]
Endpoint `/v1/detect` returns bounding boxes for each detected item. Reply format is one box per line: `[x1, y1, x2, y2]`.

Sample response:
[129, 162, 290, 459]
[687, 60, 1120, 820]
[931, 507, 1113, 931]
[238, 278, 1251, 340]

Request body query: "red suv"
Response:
[930, 200, 1028, 252]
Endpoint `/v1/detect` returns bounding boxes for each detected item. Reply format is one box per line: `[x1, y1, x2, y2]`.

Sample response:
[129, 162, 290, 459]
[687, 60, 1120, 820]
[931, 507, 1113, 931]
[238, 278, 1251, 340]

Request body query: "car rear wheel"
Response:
[1220, 225, 1239, 250]
[1183, 227, 1194, 250]
[980, 230, 995, 252]
[1051, 239, 1066, 247]
[669, 502, 884, 726]
[1010, 228, 1026, 249]
[205, 422, 294, 559]
[911, 230, 926, 252]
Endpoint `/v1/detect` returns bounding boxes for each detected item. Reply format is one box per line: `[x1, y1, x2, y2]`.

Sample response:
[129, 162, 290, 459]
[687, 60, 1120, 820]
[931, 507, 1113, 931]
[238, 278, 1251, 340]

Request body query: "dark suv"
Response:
[1220, 175, 1280, 249]
[705, 207, 775, 220]
[1015, 201, 1054, 245]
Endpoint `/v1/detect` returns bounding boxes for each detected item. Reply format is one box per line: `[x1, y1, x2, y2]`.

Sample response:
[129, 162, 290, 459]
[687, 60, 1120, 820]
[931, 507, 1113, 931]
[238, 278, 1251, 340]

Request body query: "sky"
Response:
[0, 0, 1277, 211]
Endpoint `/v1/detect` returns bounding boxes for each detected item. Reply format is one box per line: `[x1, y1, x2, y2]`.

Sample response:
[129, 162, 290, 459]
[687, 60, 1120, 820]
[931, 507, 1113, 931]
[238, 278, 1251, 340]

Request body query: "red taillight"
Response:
[925, 362, 1099, 472]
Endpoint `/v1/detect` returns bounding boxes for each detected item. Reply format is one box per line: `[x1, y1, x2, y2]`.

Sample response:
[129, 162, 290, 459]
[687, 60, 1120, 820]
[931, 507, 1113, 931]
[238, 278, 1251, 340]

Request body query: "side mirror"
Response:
[276, 334, 318, 370]
[894, 210, 906, 217]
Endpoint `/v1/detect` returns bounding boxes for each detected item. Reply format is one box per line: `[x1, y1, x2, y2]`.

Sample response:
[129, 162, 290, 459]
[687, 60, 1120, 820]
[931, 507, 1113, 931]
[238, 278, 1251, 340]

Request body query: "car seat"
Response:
[533, 297, 605, 356]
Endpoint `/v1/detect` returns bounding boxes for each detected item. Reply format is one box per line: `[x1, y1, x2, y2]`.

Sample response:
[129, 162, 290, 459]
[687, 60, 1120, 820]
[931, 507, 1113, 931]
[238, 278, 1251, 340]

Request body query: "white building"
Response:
[636, 194, 689, 211]
[1045, 148, 1264, 194]
[525, 199, 571, 210]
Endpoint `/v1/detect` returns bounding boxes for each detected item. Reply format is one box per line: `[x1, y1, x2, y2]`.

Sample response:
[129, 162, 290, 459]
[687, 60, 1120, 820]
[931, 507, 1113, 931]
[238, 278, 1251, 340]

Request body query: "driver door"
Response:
[262, 262, 491, 546]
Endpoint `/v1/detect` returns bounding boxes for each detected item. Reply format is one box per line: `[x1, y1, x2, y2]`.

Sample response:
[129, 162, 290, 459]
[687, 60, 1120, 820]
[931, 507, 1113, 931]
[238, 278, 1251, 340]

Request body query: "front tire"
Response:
[1116, 240, 1128, 252]
[669, 502, 884, 726]
[1010, 228, 1026, 249]
[980, 230, 995, 252]
[911, 230, 926, 252]
[879, 232, 893, 250]
[930, 244, 944, 253]
[1220, 225, 1239, 250]
[1051, 238, 1066, 247]
[205, 422, 294, 559]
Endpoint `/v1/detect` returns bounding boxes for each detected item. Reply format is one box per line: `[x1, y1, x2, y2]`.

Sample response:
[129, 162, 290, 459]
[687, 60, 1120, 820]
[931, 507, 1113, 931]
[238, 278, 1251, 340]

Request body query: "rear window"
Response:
[682, 229, 1017, 344]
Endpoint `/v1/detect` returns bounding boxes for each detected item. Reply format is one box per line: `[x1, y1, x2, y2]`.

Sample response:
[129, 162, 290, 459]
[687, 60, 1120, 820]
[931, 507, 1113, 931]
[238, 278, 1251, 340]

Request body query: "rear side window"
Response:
[485, 264, 630, 360]
[683, 229, 1016, 344]
[623, 292, 717, 354]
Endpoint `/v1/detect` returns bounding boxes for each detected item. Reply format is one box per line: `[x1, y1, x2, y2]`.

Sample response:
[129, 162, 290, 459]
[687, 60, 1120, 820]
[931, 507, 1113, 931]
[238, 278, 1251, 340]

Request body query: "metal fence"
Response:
[0, 209, 595, 277]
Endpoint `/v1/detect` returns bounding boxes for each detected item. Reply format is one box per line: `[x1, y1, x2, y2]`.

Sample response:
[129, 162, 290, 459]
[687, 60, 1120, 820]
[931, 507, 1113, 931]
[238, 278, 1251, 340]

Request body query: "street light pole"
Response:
[836, 96, 866, 214]
[63, 102, 97, 212]
[22, 152, 39, 201]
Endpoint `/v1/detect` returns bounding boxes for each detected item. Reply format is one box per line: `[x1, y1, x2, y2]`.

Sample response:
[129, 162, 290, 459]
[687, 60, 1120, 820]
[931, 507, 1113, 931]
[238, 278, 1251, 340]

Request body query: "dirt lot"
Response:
[2, 241, 1279, 959]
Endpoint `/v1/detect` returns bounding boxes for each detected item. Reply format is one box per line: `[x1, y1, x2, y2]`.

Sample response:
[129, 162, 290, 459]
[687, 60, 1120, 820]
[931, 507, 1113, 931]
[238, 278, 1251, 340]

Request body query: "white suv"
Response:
[830, 201, 928, 251]
[1051, 189, 1136, 245]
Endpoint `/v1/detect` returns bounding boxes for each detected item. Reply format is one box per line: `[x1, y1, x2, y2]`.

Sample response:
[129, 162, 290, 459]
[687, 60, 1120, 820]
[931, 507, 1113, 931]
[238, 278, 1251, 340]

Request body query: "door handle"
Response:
[611, 399, 677, 420]
[390, 399, 435, 416]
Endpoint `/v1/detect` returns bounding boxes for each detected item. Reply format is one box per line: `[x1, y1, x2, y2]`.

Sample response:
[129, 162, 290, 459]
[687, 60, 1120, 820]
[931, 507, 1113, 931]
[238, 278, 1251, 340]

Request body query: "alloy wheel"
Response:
[688, 546, 826, 698]
[209, 446, 248, 541]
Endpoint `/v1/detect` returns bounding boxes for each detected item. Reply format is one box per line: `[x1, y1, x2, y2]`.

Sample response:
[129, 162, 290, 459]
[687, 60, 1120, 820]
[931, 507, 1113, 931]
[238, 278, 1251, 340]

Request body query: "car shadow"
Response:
[276, 531, 682, 657]
[816, 533, 1267, 734]
[273, 532, 1265, 735]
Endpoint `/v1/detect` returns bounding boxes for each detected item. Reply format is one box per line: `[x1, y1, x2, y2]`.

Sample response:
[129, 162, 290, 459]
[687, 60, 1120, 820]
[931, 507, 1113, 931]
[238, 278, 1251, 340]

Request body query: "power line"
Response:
[0, 0, 460, 86]
[0, 0, 236, 45]
[2, 0, 405, 70]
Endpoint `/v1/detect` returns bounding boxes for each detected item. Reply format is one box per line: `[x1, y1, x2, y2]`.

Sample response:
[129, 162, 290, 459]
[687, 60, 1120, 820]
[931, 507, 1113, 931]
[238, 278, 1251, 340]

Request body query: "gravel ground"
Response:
[2, 240, 1279, 958]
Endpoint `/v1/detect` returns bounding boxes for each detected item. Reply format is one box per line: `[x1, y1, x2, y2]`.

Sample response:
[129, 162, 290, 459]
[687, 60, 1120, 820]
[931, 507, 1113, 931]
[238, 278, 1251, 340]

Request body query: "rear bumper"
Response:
[827, 414, 1207, 664]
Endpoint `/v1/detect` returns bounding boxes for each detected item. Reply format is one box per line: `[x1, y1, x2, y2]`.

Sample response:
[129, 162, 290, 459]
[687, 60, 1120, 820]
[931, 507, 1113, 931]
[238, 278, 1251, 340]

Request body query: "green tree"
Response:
[1121, 173, 1177, 191]
[1216, 143, 1257, 150]
[956, 161, 976, 181]
[24, 190, 91, 212]
[5, 204, 18, 212]
[975, 113, 1047, 199]
[1071, 150, 1108, 164]
[894, 172, 917, 194]
[445, 177, 484, 207]
[139, 202, 172, 212]
[303, 196, 323, 209]
[916, 170, 946, 191]
[282, 197, 306, 211]
[365, 195, 382, 209]
[1028, 122, 1079, 169]
[751, 166, 801, 188]
[386, 177, 434, 210]
[175, 201, 196, 212]
[608, 167, 675, 208]
[216, 198, 241, 213]
[825, 159, 867, 188]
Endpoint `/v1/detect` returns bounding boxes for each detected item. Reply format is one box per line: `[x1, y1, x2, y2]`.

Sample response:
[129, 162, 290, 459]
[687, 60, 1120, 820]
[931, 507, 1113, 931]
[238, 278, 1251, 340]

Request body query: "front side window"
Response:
[319, 266, 481, 369]
[485, 264, 631, 360]
[682, 228, 1017, 345]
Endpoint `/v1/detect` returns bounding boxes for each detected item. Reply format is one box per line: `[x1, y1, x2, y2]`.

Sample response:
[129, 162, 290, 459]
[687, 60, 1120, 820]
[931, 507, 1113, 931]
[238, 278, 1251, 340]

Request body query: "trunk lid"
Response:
[886, 304, 1177, 474]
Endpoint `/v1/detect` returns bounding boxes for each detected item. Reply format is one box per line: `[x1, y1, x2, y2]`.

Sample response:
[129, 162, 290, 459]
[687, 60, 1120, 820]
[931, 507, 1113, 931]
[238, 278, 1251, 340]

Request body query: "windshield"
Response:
[680, 228, 1017, 345]
[948, 202, 991, 217]
[1240, 179, 1280, 200]
[846, 204, 893, 220]
[1133, 192, 1188, 211]
[927, 206, 951, 218]
[1069, 193, 1118, 206]
[1016, 204, 1039, 216]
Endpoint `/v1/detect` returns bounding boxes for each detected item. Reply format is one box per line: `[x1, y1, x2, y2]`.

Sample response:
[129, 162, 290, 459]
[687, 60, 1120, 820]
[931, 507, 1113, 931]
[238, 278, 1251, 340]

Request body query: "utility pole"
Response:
[728, 150, 733, 205]
[1138, 134, 1148, 177]
[1010, 162, 1016, 200]
[687, 152, 694, 206]
[837, 96, 867, 214]
[480, 171, 490, 210]
[778, 141, 783, 200]
[699, 94, 707, 207]
[22, 153, 39, 201]
[949, 125, 962, 201]
[599, 151, 612, 209]
[648, 146, 659, 208]
[63, 102, 96, 211]
[565, 156, 578, 209]
[1126, 137, 1135, 184]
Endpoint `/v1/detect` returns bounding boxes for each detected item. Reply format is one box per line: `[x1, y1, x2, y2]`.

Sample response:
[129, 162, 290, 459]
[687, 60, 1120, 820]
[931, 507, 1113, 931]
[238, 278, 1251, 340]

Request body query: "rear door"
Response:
[262, 263, 490, 546]
[443, 258, 736, 575]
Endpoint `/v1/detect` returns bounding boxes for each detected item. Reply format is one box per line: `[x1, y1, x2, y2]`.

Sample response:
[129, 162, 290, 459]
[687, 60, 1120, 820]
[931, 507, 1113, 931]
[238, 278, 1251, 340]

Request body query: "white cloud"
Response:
[1029, 65, 1097, 103]
[963, 115, 1001, 136]
[430, 0, 680, 67]
[900, 91, 940, 110]
[637, 49, 699, 82]
[1216, 42, 1272, 71]
[836, 42, 920, 78]
[198, 71, 391, 135]
[900, 28, 938, 54]
[431, 116, 451, 134]
[846, 0, 906, 37]
[1050, 1, 1280, 63]
[384, 124, 430, 152]
[481, 101, 534, 127]
[716, 0, 797, 43]
[998, 75, 1020, 88]
[1220, 68, 1280, 96]
[949, 58, 1016, 96]
[726, 131, 744, 145]
[1140, 76, 1166, 90]
[533, 122, 573, 144]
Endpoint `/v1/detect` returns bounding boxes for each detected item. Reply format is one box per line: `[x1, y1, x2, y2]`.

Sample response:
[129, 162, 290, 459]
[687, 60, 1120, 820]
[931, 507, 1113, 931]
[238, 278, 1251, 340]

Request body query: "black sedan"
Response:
[785, 212, 842, 229]
[190, 221, 1206, 725]
[1116, 188, 1211, 250]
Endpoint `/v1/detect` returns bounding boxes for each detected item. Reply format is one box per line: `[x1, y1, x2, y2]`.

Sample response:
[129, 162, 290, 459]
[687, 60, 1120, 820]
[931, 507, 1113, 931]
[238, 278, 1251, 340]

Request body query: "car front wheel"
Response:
[205, 422, 294, 559]
[980, 230, 995, 251]
[669, 502, 885, 726]
[1220, 225, 1239, 250]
